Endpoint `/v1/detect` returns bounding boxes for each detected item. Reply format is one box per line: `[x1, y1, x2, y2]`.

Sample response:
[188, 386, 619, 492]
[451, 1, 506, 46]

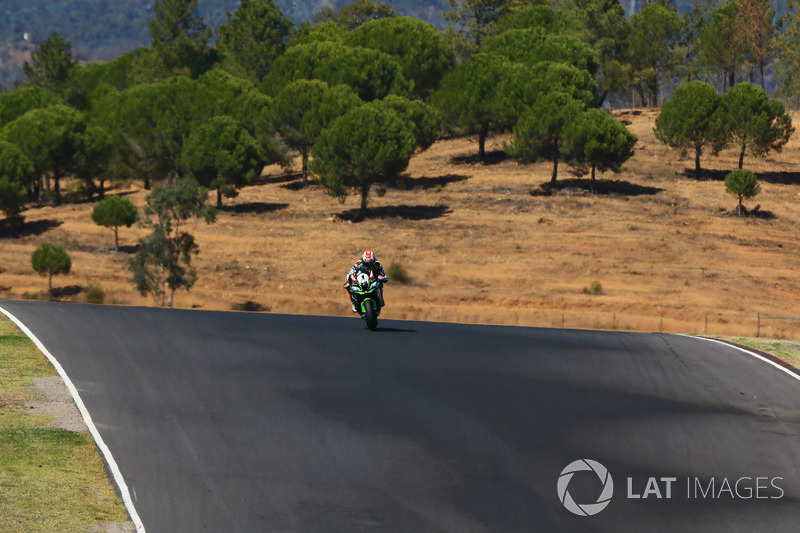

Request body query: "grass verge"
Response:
[707, 335, 800, 372]
[0, 316, 129, 532]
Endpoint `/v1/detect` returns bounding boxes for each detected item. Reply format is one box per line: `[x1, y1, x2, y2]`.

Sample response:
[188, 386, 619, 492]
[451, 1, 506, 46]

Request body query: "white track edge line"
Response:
[0, 306, 146, 532]
[678, 334, 800, 383]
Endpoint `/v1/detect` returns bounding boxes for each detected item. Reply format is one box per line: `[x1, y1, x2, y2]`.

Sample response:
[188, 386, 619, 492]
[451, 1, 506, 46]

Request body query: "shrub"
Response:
[583, 280, 604, 295]
[82, 283, 105, 304]
[388, 261, 410, 284]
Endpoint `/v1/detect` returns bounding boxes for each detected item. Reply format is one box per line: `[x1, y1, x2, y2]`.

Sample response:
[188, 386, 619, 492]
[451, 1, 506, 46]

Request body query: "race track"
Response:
[1, 300, 799, 532]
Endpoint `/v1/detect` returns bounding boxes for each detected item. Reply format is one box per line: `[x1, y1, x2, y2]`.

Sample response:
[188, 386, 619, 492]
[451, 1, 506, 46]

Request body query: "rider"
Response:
[344, 250, 388, 313]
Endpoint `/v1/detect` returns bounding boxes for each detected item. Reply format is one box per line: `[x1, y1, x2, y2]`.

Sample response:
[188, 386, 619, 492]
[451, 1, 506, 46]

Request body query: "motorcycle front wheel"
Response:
[364, 300, 378, 331]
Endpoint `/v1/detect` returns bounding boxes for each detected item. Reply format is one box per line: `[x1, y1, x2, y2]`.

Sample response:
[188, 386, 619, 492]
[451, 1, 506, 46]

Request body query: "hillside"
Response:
[0, 0, 449, 86]
[3, 0, 789, 87]
[1, 109, 799, 338]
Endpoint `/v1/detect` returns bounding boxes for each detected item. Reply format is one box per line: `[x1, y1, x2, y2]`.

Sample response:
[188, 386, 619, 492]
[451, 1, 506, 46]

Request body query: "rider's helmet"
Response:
[362, 250, 375, 267]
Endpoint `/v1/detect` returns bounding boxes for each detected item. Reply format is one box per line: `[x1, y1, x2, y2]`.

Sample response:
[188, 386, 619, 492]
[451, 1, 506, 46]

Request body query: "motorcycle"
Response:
[346, 269, 382, 331]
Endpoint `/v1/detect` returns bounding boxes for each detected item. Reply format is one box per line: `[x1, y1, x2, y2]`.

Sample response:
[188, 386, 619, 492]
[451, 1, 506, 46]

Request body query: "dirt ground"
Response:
[1, 109, 799, 338]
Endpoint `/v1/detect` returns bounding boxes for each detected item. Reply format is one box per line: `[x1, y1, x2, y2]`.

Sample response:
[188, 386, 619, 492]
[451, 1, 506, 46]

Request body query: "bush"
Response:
[82, 283, 105, 304]
[583, 280, 604, 295]
[387, 261, 410, 284]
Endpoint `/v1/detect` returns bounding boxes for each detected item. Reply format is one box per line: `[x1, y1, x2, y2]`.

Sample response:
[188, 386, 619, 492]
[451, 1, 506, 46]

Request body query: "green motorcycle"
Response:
[347, 270, 382, 331]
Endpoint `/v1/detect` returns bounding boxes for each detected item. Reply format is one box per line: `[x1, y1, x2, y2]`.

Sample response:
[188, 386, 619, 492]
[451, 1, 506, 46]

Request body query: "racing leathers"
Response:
[344, 259, 388, 312]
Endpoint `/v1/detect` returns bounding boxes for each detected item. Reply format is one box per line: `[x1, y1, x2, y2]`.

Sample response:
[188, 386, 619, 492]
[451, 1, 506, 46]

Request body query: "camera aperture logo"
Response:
[558, 459, 785, 517]
[558, 459, 614, 516]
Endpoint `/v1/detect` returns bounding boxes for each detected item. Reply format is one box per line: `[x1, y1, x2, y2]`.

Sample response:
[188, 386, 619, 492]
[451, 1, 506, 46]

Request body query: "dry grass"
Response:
[1, 109, 799, 340]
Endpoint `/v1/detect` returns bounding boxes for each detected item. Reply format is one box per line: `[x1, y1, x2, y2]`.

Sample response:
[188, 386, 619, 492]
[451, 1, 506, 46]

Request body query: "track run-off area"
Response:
[1, 299, 799, 532]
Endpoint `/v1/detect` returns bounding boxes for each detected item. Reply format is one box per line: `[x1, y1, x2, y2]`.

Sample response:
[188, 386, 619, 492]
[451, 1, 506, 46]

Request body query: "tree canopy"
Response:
[181, 115, 262, 207]
[311, 105, 416, 219]
[653, 81, 723, 178]
[269, 79, 362, 185]
[718, 82, 794, 169]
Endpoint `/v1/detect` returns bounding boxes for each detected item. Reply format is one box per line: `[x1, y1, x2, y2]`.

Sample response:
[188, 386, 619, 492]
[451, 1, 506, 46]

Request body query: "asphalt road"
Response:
[1, 300, 799, 532]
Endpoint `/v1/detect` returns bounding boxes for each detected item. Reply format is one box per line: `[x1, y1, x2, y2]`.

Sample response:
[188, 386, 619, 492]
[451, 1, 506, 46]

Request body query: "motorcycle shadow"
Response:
[365, 326, 417, 333]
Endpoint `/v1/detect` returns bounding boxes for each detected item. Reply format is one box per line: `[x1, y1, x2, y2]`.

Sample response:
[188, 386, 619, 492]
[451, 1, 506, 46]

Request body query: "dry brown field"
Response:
[1, 109, 799, 338]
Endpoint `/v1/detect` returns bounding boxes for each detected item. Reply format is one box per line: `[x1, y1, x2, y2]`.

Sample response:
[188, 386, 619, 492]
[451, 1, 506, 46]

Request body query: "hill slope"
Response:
[1, 109, 799, 338]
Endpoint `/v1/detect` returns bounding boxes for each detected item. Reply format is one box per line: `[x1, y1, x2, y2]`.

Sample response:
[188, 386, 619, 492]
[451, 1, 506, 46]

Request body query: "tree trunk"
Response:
[551, 158, 559, 184]
[591, 165, 597, 194]
[695, 148, 702, 179]
[217, 187, 223, 209]
[360, 183, 369, 220]
[478, 122, 489, 161]
[301, 151, 309, 187]
[597, 89, 609, 109]
[48, 273, 53, 292]
[738, 139, 746, 169]
[53, 169, 62, 206]
[738, 194, 743, 216]
[114, 226, 120, 252]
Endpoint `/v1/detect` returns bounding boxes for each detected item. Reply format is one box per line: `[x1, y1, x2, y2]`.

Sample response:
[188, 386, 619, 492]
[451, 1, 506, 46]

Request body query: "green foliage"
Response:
[22, 32, 77, 98]
[717, 82, 794, 169]
[181, 116, 261, 207]
[148, 0, 213, 77]
[482, 29, 598, 75]
[216, 0, 295, 82]
[508, 91, 585, 183]
[496, 5, 581, 35]
[775, 0, 800, 105]
[313, 0, 397, 30]
[444, 0, 510, 46]
[0, 86, 60, 128]
[195, 70, 284, 165]
[129, 178, 216, 307]
[0, 138, 36, 196]
[106, 76, 199, 188]
[290, 21, 348, 46]
[91, 195, 139, 251]
[653, 81, 723, 178]
[432, 52, 512, 159]
[348, 16, 455, 99]
[0, 176, 26, 222]
[563, 108, 637, 189]
[366, 95, 442, 150]
[497, 61, 596, 127]
[480, 28, 548, 63]
[1, 104, 86, 204]
[725, 168, 761, 216]
[31, 243, 71, 291]
[269, 79, 362, 184]
[82, 282, 105, 304]
[627, 3, 687, 107]
[310, 105, 415, 218]
[263, 41, 410, 101]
